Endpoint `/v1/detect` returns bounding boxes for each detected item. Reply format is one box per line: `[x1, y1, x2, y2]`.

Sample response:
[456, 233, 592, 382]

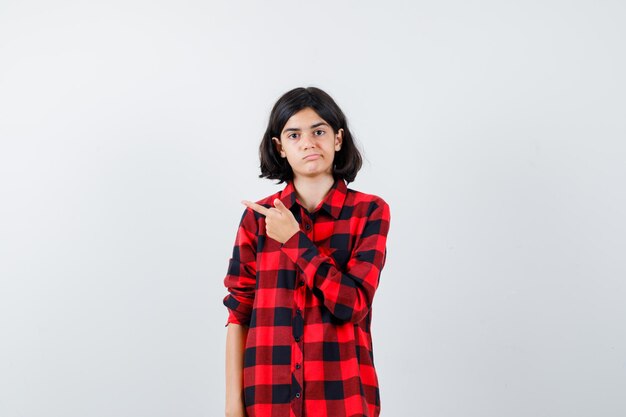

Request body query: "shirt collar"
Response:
[279, 178, 348, 220]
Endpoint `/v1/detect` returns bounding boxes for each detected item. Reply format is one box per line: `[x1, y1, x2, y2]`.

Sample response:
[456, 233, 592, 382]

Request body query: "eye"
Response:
[287, 133, 299, 139]
[314, 129, 325, 136]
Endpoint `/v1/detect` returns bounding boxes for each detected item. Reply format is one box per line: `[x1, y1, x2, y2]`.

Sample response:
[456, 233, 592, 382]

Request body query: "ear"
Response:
[335, 128, 344, 151]
[272, 137, 286, 158]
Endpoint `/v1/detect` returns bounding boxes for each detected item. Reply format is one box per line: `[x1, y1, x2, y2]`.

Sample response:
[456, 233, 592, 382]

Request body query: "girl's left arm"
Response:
[280, 198, 391, 323]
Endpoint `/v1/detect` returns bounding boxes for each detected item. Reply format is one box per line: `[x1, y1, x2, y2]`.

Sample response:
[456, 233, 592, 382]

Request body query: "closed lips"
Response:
[303, 154, 321, 159]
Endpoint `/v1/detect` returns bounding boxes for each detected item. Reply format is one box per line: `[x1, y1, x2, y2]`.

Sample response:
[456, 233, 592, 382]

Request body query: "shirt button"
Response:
[305, 223, 311, 230]
[295, 337, 300, 342]
[295, 393, 301, 399]
[295, 363, 301, 369]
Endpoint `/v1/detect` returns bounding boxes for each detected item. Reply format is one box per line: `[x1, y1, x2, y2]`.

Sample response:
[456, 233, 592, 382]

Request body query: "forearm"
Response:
[225, 323, 248, 417]
[281, 231, 385, 323]
[280, 201, 390, 323]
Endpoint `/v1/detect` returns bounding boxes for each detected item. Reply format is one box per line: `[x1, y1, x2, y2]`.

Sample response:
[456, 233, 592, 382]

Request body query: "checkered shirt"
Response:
[223, 178, 390, 417]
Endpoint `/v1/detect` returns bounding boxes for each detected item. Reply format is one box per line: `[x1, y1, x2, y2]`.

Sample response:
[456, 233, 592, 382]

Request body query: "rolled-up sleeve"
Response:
[280, 198, 390, 323]
[223, 208, 258, 326]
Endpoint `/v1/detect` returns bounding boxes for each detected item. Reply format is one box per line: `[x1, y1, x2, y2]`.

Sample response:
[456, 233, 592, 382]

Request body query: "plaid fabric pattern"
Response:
[223, 178, 390, 417]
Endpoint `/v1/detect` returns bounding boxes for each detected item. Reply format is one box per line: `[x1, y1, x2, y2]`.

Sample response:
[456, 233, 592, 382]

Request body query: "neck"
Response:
[293, 175, 336, 213]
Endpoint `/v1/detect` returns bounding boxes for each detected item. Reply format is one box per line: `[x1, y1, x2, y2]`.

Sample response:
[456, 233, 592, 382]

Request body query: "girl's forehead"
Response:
[282, 108, 328, 131]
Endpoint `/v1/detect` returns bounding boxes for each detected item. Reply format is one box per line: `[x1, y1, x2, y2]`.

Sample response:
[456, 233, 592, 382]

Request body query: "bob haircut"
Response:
[259, 87, 362, 184]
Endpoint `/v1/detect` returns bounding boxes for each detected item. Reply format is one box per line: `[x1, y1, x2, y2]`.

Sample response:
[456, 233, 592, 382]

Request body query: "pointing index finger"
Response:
[242, 200, 270, 216]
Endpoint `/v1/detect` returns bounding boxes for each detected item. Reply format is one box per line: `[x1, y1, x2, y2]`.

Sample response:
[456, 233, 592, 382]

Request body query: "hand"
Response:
[241, 198, 300, 244]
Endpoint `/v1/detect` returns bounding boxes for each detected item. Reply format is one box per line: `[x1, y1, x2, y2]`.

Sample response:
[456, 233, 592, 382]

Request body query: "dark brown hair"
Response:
[259, 87, 362, 183]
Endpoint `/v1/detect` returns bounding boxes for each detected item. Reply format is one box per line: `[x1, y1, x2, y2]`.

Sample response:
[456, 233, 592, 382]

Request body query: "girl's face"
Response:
[272, 107, 343, 181]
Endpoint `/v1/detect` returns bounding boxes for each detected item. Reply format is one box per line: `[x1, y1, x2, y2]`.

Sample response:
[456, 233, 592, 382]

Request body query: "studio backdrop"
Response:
[1, 1, 625, 416]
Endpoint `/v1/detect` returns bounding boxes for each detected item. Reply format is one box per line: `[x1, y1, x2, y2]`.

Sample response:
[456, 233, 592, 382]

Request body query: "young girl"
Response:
[223, 87, 391, 417]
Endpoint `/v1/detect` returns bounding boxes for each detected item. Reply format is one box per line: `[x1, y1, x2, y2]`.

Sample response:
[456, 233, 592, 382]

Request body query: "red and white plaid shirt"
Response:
[223, 178, 390, 417]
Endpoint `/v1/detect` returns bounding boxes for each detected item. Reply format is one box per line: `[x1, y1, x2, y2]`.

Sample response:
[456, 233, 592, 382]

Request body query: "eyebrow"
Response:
[282, 122, 329, 133]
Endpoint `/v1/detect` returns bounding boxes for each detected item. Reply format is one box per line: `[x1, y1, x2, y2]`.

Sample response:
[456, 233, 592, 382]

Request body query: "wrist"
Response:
[225, 396, 245, 417]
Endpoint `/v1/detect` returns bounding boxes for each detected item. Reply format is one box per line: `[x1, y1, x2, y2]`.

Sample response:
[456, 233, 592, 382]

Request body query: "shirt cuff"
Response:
[281, 229, 302, 248]
[225, 310, 246, 327]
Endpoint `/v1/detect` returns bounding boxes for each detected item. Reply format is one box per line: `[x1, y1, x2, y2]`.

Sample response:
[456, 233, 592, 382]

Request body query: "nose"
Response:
[300, 132, 316, 149]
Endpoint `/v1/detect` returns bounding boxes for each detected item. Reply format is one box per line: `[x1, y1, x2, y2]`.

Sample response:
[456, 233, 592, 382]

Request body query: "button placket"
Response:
[292, 307, 304, 406]
[292, 308, 303, 343]
[292, 205, 309, 410]
[300, 208, 314, 235]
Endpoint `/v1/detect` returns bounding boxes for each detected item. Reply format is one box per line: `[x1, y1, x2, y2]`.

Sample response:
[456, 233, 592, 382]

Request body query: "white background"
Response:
[1, 1, 625, 416]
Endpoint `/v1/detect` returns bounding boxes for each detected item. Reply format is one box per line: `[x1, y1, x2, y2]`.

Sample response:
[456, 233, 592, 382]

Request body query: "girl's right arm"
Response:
[225, 323, 248, 417]
[223, 207, 257, 416]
